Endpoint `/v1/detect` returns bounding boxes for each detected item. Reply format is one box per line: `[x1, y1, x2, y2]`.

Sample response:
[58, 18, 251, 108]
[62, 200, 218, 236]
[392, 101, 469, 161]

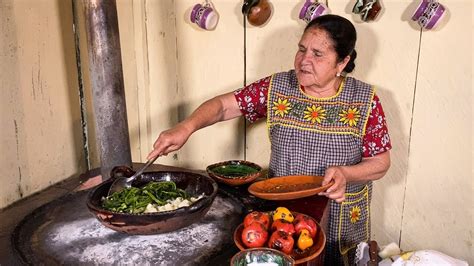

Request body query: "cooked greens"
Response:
[102, 181, 189, 214]
[210, 164, 259, 178]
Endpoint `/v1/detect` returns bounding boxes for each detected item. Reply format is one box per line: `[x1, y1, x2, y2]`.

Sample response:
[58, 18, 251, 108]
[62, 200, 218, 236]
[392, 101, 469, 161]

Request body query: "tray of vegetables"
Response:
[233, 207, 326, 264]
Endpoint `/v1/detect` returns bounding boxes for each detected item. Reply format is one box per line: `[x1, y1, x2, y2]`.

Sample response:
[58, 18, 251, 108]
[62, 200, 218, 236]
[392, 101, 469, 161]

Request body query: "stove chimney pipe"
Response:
[82, 0, 132, 180]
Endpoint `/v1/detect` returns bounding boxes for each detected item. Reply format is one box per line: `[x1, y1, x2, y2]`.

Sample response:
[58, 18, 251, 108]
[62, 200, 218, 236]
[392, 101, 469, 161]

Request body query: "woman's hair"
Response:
[304, 14, 357, 73]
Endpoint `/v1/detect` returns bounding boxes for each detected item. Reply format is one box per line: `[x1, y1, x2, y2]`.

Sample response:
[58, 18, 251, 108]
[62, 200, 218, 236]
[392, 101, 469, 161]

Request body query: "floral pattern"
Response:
[349, 206, 361, 223]
[233, 76, 392, 157]
[304, 105, 326, 124]
[272, 98, 292, 117]
[339, 107, 361, 127]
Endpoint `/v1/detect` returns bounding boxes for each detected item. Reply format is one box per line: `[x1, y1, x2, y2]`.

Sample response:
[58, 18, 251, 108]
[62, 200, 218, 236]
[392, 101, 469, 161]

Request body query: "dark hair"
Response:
[304, 14, 357, 73]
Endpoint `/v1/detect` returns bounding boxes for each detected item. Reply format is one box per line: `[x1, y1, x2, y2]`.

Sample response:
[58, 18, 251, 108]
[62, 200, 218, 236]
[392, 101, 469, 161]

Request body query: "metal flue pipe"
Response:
[82, 0, 131, 180]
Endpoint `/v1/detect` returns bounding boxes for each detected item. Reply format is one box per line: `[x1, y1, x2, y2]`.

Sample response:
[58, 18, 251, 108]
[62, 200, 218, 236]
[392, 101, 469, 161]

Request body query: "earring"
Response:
[336, 72, 341, 77]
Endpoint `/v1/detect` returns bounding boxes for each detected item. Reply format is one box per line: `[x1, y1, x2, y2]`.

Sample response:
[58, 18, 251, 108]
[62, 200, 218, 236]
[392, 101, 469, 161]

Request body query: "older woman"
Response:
[148, 14, 391, 265]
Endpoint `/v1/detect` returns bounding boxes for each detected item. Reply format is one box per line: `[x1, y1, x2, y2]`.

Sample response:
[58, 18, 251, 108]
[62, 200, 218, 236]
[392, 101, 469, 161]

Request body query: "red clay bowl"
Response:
[87, 166, 218, 235]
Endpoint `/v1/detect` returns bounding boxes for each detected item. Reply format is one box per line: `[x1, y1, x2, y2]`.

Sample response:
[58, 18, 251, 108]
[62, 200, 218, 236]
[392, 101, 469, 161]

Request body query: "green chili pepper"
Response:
[102, 181, 190, 213]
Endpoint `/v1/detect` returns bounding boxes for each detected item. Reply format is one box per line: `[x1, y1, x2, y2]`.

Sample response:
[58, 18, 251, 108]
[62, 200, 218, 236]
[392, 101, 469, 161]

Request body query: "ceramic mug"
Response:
[352, 0, 382, 22]
[190, 2, 219, 30]
[411, 0, 446, 30]
[299, 0, 329, 23]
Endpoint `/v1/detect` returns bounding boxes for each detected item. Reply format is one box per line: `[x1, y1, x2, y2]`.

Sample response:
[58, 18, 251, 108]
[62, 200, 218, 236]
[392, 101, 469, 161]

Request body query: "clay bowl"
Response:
[233, 212, 326, 264]
[206, 160, 262, 186]
[248, 175, 334, 200]
[87, 166, 218, 235]
[231, 247, 295, 266]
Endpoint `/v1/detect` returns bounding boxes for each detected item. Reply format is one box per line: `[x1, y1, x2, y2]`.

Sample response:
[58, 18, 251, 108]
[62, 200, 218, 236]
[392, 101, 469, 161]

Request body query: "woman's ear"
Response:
[337, 55, 350, 73]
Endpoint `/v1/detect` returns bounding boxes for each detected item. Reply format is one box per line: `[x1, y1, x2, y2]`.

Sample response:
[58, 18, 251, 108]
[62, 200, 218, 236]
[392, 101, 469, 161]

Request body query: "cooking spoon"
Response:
[107, 155, 159, 196]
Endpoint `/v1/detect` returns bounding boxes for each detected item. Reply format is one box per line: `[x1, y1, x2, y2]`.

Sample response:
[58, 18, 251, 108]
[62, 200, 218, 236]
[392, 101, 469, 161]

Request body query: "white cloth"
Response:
[379, 250, 468, 266]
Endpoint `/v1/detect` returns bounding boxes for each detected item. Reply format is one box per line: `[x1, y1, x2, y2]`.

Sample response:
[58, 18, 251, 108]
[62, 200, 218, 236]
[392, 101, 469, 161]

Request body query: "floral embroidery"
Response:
[304, 105, 326, 124]
[339, 107, 361, 127]
[349, 206, 361, 223]
[272, 98, 292, 117]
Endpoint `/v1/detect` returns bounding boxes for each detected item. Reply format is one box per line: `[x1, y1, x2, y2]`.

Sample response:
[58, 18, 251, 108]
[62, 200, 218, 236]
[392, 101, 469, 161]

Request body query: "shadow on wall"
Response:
[57, 0, 86, 171]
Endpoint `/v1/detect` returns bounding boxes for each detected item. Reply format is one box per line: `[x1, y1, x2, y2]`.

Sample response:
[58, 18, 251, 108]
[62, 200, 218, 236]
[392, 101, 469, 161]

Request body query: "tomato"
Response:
[241, 222, 269, 248]
[271, 219, 296, 236]
[268, 230, 294, 254]
[293, 213, 317, 238]
[243, 211, 271, 230]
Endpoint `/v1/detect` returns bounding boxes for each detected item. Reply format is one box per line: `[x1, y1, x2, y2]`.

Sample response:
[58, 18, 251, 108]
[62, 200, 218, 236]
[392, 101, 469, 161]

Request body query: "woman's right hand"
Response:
[146, 123, 192, 160]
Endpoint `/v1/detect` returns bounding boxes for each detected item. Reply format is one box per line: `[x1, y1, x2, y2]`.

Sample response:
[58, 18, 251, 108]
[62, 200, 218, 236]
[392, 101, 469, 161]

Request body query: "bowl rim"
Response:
[206, 160, 263, 179]
[231, 247, 296, 265]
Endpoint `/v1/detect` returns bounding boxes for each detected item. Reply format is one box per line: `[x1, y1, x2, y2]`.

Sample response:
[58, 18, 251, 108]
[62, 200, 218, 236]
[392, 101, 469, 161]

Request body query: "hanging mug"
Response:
[299, 0, 330, 23]
[190, 2, 219, 30]
[411, 0, 446, 30]
[352, 0, 382, 22]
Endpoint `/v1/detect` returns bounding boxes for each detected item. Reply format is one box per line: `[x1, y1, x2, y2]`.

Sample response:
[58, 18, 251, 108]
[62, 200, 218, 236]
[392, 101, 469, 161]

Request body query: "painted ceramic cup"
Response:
[190, 3, 219, 30]
[299, 0, 329, 23]
[352, 0, 382, 22]
[411, 0, 446, 30]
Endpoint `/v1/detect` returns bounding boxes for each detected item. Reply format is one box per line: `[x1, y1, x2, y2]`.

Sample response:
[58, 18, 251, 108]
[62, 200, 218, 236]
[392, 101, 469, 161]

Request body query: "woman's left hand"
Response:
[319, 166, 347, 203]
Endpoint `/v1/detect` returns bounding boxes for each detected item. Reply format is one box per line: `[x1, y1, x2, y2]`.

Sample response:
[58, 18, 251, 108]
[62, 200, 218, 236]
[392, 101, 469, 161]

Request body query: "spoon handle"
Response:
[131, 155, 159, 179]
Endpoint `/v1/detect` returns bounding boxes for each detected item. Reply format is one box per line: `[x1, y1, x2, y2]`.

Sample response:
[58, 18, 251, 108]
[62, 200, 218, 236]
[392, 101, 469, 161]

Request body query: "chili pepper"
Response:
[272, 207, 294, 223]
[297, 229, 313, 250]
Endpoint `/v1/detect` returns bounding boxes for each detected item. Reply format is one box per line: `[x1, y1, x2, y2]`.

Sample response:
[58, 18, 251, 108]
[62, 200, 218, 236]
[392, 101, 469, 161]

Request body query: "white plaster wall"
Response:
[0, 0, 85, 208]
[400, 2, 472, 261]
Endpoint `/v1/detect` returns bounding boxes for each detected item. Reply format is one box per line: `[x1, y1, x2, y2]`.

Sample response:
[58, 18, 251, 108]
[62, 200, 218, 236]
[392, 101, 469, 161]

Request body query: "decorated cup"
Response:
[412, 0, 446, 30]
[190, 3, 219, 30]
[299, 0, 329, 23]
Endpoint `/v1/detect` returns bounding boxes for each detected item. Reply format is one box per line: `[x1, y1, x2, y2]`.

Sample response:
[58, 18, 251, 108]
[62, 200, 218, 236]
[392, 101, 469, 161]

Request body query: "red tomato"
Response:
[293, 214, 317, 238]
[271, 219, 296, 236]
[268, 230, 294, 254]
[243, 211, 271, 230]
[241, 222, 269, 248]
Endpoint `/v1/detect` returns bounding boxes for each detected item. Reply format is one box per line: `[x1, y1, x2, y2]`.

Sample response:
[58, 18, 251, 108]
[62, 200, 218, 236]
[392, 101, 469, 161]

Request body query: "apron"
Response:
[267, 70, 374, 265]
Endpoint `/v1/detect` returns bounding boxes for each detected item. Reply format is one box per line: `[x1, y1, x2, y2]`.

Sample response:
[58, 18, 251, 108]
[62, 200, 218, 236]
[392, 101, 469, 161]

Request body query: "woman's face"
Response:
[294, 27, 347, 90]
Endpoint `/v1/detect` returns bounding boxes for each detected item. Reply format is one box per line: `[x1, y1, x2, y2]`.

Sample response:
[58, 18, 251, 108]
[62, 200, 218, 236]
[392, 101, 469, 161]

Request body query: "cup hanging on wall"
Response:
[299, 0, 330, 23]
[411, 0, 446, 30]
[242, 0, 273, 27]
[190, 0, 219, 30]
[352, 0, 382, 22]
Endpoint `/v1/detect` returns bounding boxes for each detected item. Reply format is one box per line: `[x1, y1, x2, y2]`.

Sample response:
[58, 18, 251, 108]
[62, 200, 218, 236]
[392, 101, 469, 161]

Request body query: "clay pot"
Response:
[243, 0, 272, 26]
[87, 167, 218, 235]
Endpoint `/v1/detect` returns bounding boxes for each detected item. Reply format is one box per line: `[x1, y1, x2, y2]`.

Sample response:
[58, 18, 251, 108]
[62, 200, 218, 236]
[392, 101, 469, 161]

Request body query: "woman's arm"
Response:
[147, 92, 241, 159]
[319, 151, 391, 203]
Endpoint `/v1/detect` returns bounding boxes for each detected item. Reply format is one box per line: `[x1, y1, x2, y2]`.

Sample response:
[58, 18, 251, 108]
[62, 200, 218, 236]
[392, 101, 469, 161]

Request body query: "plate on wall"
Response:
[247, 175, 334, 200]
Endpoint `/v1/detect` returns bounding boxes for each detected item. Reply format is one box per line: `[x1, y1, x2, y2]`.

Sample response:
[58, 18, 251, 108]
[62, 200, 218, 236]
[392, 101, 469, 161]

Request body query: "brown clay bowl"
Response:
[87, 166, 218, 235]
[206, 160, 262, 186]
[233, 212, 326, 264]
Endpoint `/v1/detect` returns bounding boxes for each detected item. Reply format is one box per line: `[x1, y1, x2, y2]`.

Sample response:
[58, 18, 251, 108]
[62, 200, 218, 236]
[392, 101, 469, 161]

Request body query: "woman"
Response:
[147, 15, 391, 265]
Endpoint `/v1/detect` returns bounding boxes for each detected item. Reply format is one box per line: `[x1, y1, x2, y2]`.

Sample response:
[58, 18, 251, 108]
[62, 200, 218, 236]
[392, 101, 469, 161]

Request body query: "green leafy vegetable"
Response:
[211, 164, 259, 178]
[102, 181, 189, 214]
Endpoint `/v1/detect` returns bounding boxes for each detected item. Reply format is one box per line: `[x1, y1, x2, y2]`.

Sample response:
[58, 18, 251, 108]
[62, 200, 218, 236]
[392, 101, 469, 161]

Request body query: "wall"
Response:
[0, 0, 471, 263]
[0, 0, 85, 208]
